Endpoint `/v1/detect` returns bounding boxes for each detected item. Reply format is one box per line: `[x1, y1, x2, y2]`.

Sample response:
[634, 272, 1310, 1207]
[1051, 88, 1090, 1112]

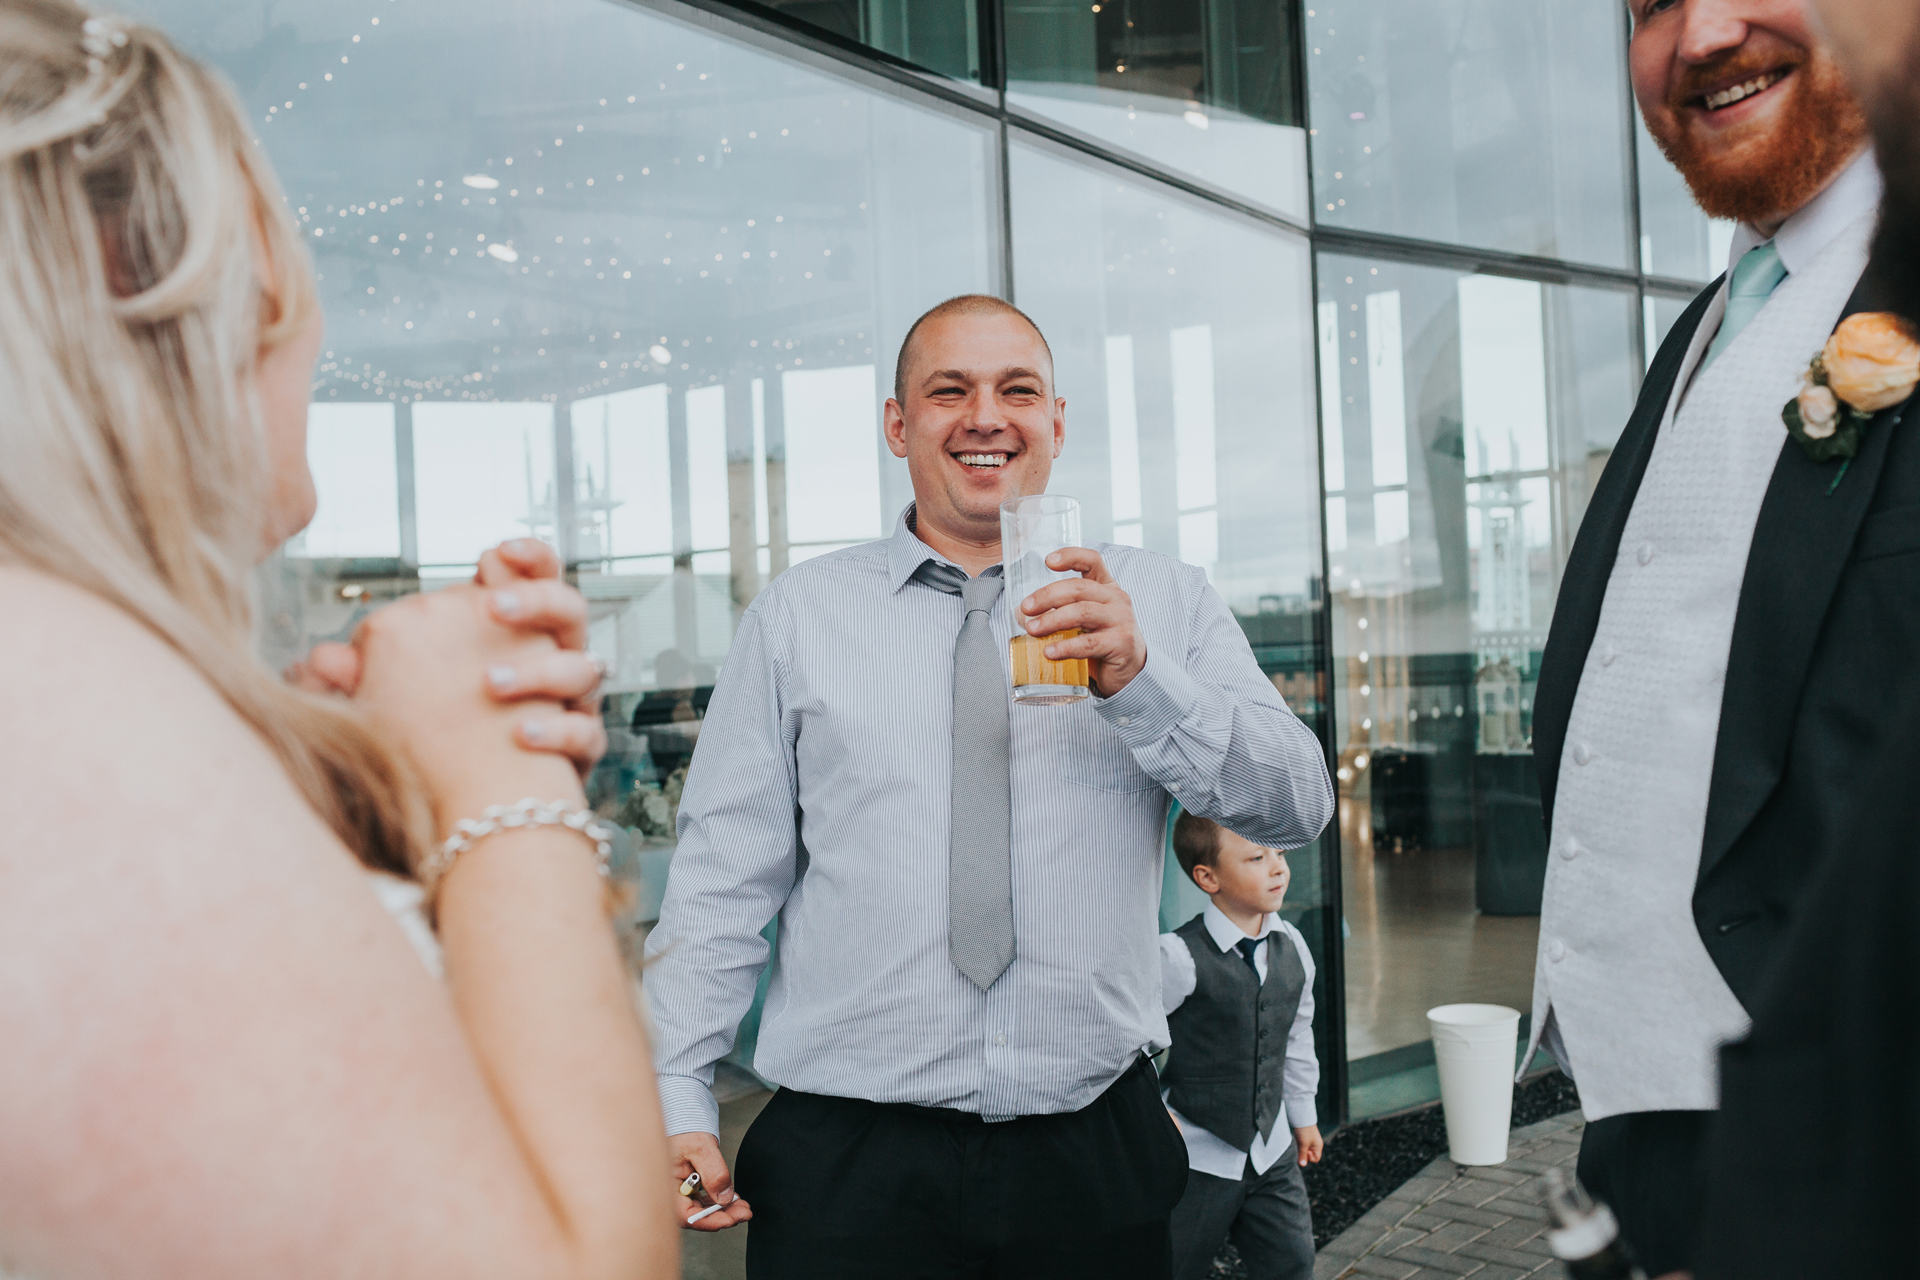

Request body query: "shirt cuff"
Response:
[658, 1072, 721, 1137]
[1285, 1095, 1318, 1130]
[1094, 646, 1197, 746]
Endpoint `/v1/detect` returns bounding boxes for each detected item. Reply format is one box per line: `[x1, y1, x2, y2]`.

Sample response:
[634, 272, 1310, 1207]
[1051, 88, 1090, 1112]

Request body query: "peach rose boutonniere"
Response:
[1781, 313, 1920, 480]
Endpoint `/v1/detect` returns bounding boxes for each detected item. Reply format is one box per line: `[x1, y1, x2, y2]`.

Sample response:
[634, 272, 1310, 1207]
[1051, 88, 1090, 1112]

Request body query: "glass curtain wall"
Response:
[1004, 0, 1310, 220]
[136, 0, 1738, 1130]
[751, 0, 984, 84]
[1009, 134, 1330, 1111]
[1301, 0, 1716, 1116]
[1318, 256, 1638, 1112]
[135, 0, 999, 1033]
[1304, 0, 1634, 268]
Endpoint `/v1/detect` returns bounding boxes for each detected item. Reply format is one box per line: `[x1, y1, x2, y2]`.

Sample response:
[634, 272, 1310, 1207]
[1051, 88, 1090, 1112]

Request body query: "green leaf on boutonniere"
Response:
[1781, 393, 1870, 463]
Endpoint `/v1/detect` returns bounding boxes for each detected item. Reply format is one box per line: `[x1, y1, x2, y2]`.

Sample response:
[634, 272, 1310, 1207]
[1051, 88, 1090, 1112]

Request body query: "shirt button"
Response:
[993, 1032, 1007, 1047]
[1117, 716, 1131, 726]
[1600, 645, 1618, 667]
[1169, 783, 1181, 793]
[1548, 940, 1567, 962]
[1637, 543, 1655, 565]
[1558, 838, 1581, 861]
[1573, 743, 1592, 765]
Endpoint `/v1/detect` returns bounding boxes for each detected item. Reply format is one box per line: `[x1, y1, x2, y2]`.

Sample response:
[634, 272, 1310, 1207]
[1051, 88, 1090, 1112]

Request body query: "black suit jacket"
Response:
[1532, 272, 1920, 1011]
[1693, 674, 1920, 1279]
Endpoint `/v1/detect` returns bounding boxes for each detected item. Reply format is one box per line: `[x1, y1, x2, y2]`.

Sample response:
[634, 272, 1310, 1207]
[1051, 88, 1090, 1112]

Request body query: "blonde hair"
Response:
[0, 0, 429, 875]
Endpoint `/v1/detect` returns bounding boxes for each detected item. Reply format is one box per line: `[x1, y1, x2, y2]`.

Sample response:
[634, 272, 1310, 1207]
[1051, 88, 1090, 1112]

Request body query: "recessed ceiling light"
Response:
[462, 173, 499, 189]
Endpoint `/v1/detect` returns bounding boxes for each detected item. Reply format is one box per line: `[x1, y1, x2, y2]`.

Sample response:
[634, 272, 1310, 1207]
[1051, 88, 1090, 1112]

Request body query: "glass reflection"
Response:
[138, 0, 997, 989]
[1636, 114, 1737, 284]
[412, 403, 555, 574]
[296, 405, 399, 559]
[758, 0, 980, 83]
[1010, 135, 1334, 1111]
[1306, 0, 1633, 268]
[1006, 0, 1308, 219]
[1318, 253, 1635, 1115]
[1644, 293, 1702, 370]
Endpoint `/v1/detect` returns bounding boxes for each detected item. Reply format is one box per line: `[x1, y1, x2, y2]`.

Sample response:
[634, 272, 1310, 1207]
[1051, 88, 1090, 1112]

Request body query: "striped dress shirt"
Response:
[644, 506, 1334, 1136]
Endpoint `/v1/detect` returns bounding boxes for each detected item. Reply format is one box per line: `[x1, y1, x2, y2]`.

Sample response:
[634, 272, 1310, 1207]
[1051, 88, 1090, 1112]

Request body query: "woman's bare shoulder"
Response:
[0, 562, 357, 925]
[0, 563, 363, 896]
[0, 564, 231, 710]
[0, 570, 534, 1277]
[0, 565, 298, 793]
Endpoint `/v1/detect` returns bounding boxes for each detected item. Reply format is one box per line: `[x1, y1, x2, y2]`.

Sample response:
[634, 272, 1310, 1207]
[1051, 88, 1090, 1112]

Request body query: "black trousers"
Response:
[1575, 1109, 1710, 1277]
[734, 1056, 1189, 1279]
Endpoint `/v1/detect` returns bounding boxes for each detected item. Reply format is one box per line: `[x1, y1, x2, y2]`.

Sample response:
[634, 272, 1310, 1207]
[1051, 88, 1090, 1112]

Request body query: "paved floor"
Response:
[682, 1078, 1583, 1280]
[1311, 1113, 1583, 1280]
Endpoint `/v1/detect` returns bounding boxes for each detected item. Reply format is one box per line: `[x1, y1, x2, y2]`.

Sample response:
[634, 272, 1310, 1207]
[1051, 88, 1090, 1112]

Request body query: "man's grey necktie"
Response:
[1702, 240, 1787, 370]
[914, 561, 1014, 990]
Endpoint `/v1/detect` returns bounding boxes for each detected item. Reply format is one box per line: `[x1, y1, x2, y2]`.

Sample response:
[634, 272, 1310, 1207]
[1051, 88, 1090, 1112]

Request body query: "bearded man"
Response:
[1677, 1, 1920, 1274]
[1525, 0, 1920, 1271]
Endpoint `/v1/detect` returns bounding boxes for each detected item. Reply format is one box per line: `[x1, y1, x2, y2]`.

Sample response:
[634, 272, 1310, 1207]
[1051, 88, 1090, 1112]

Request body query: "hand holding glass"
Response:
[1001, 494, 1091, 705]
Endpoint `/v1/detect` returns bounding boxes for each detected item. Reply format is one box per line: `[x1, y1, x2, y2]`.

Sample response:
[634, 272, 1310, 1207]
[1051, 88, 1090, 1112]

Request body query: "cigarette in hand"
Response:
[686, 1202, 726, 1224]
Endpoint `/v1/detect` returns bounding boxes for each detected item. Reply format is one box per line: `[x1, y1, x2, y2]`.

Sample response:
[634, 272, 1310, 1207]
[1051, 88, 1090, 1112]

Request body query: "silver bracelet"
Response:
[420, 798, 617, 889]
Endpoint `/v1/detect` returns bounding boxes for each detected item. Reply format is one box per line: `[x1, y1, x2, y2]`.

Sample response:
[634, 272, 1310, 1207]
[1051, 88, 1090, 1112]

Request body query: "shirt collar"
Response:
[884, 502, 1004, 593]
[1201, 900, 1280, 952]
[1726, 146, 1882, 278]
[885, 503, 947, 592]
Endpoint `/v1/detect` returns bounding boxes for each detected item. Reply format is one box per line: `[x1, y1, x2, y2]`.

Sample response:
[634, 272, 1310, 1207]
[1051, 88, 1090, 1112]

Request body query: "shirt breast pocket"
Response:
[1055, 701, 1161, 794]
[1851, 502, 1920, 564]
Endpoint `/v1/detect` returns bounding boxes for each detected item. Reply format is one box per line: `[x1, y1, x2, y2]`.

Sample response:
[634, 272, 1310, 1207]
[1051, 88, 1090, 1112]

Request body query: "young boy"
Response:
[1161, 810, 1322, 1280]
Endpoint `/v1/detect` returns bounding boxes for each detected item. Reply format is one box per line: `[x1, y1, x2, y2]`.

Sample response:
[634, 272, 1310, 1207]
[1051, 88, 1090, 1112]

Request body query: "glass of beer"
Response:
[1001, 494, 1091, 705]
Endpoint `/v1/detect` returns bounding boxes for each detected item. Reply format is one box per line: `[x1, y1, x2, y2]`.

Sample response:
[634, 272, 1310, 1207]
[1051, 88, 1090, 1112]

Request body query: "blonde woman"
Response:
[0, 3, 679, 1277]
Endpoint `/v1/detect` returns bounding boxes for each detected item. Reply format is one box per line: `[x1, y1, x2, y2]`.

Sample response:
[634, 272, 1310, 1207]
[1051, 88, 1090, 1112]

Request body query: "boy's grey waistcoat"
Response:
[1162, 913, 1304, 1151]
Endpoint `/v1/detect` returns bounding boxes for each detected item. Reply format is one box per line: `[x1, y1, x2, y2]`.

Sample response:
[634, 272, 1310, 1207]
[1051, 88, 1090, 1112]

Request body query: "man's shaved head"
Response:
[894, 294, 1054, 401]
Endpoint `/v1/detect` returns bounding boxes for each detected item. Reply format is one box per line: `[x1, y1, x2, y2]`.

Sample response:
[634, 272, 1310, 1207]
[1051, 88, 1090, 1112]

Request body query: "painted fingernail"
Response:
[520, 720, 547, 744]
[1044, 645, 1057, 659]
[493, 590, 524, 618]
[487, 665, 517, 692]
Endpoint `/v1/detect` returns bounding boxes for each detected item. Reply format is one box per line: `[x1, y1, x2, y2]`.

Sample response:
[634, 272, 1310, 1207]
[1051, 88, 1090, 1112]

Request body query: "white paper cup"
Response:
[1427, 1003, 1521, 1165]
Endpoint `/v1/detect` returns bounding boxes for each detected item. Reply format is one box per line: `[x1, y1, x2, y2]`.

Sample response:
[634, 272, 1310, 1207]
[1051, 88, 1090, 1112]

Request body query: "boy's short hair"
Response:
[1173, 810, 1223, 884]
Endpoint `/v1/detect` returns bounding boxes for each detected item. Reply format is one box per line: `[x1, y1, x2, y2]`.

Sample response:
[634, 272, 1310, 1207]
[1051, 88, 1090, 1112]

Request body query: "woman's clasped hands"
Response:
[288, 538, 612, 806]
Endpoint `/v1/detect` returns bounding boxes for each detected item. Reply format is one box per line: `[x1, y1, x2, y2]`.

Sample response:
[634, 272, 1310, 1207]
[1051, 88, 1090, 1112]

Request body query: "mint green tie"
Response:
[1702, 241, 1787, 369]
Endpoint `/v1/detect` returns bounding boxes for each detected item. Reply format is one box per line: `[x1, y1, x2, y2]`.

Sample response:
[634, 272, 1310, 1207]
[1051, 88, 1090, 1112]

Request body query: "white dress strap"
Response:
[366, 872, 444, 979]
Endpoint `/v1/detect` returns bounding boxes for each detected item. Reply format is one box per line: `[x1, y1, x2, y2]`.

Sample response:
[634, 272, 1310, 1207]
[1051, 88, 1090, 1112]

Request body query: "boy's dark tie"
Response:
[1235, 936, 1263, 976]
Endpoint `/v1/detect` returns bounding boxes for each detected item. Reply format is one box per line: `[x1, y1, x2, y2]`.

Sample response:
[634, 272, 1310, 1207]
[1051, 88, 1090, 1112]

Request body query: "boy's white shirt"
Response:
[1158, 901, 1320, 1180]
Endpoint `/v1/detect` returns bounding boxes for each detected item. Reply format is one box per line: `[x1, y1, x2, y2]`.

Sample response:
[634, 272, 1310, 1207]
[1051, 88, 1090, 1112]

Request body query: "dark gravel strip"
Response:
[1204, 1070, 1581, 1278]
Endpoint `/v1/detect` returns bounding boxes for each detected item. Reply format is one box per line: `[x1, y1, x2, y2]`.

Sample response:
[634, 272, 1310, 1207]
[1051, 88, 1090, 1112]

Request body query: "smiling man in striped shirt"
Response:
[643, 294, 1334, 1279]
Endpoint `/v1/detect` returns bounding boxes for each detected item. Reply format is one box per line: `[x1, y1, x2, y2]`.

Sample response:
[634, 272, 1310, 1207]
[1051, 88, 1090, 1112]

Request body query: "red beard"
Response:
[1644, 46, 1869, 225]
